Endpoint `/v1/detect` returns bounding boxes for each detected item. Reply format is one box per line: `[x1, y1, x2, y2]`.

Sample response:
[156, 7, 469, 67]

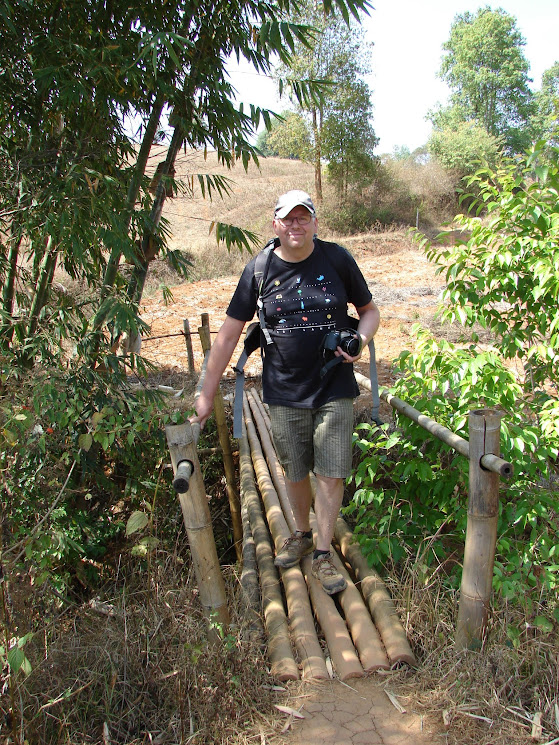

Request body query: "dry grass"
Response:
[380, 557, 559, 745]
[6, 549, 282, 745]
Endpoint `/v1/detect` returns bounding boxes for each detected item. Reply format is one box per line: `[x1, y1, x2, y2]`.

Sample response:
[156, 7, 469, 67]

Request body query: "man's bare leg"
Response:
[313, 474, 344, 551]
[283, 473, 313, 532]
[273, 474, 314, 568]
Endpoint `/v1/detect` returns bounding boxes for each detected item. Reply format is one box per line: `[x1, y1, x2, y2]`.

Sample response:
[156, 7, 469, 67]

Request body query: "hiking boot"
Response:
[311, 551, 347, 595]
[274, 532, 314, 568]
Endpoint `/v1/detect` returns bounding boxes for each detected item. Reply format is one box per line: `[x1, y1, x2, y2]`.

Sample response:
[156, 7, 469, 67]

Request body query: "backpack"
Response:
[232, 237, 381, 437]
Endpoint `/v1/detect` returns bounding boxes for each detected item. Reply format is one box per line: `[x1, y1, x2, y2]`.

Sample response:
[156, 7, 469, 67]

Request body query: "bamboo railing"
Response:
[354, 371, 513, 650]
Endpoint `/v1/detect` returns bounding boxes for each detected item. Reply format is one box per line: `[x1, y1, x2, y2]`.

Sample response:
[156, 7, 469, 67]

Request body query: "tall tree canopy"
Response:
[274, 1, 376, 199]
[532, 61, 559, 149]
[431, 6, 534, 154]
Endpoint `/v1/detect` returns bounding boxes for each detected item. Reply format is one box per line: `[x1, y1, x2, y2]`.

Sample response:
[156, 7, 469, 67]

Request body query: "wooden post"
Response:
[200, 312, 209, 330]
[455, 408, 502, 650]
[183, 319, 194, 375]
[165, 422, 229, 638]
[198, 323, 243, 562]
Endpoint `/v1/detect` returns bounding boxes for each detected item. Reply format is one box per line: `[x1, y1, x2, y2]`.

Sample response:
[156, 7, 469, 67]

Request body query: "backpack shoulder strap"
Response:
[254, 238, 278, 346]
[232, 239, 277, 438]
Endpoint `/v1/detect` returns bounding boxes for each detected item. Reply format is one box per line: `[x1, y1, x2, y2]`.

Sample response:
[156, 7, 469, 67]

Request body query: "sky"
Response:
[227, 0, 559, 155]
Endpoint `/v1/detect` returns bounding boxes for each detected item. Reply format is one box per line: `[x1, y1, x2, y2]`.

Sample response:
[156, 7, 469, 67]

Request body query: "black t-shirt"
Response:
[227, 239, 373, 408]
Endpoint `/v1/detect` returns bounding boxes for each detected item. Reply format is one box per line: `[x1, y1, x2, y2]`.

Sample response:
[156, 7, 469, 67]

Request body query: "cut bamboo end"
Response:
[301, 556, 364, 682]
[335, 518, 416, 668]
[240, 435, 299, 681]
[332, 556, 390, 672]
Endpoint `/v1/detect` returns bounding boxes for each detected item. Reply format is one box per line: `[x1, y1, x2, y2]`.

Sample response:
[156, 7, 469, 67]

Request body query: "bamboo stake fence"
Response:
[198, 323, 242, 562]
[354, 371, 513, 650]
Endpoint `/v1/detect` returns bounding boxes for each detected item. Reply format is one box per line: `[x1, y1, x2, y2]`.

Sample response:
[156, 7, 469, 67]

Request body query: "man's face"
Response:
[273, 205, 317, 252]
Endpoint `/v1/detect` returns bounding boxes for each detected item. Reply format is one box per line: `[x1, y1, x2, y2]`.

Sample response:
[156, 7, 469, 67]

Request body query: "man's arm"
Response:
[336, 300, 380, 363]
[356, 300, 380, 349]
[190, 315, 246, 428]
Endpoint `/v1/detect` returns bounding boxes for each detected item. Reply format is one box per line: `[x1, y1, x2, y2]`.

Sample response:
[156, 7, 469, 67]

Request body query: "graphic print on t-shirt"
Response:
[263, 267, 343, 336]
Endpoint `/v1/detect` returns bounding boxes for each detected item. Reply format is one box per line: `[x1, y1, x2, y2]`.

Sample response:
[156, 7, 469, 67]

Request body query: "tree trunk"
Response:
[312, 106, 322, 202]
[1, 227, 23, 347]
[25, 236, 58, 349]
[100, 93, 165, 299]
[126, 123, 184, 307]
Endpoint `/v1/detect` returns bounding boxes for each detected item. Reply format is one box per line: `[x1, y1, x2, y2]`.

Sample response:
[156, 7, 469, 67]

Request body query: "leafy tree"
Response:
[257, 110, 313, 160]
[1, 0, 371, 370]
[391, 145, 412, 161]
[322, 66, 377, 197]
[432, 144, 559, 393]
[349, 142, 559, 599]
[0, 0, 373, 596]
[432, 7, 535, 154]
[531, 61, 559, 149]
[427, 120, 502, 175]
[275, 1, 375, 200]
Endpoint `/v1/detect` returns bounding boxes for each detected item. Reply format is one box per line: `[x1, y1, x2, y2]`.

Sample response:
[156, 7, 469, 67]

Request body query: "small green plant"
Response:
[1, 356, 186, 599]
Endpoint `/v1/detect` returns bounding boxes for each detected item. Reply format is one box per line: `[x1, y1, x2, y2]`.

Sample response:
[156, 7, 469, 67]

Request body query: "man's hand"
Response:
[189, 392, 213, 430]
[335, 333, 363, 363]
[187, 315, 246, 430]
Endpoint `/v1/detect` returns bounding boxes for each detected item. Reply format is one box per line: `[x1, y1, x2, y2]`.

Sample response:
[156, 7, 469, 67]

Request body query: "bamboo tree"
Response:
[1, 227, 23, 346]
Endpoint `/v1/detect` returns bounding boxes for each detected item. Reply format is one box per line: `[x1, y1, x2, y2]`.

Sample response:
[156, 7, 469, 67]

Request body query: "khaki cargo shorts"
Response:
[268, 399, 354, 483]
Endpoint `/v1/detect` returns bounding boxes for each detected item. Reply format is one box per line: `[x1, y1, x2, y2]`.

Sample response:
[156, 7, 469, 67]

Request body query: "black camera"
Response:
[322, 328, 361, 358]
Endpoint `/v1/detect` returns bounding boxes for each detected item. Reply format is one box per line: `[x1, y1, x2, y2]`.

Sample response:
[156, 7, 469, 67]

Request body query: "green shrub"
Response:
[349, 142, 559, 606]
[1, 355, 184, 594]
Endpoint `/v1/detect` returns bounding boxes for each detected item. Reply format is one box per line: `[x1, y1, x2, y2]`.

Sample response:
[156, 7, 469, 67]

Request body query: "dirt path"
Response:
[275, 677, 438, 745]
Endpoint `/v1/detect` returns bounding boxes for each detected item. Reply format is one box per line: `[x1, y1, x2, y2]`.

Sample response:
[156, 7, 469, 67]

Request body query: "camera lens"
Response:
[342, 335, 360, 357]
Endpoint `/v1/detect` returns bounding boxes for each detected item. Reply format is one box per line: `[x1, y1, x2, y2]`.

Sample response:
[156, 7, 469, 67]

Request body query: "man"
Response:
[191, 190, 380, 594]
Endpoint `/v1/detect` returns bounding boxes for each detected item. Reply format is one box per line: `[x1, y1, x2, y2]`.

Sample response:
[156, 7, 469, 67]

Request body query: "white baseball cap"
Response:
[274, 190, 316, 219]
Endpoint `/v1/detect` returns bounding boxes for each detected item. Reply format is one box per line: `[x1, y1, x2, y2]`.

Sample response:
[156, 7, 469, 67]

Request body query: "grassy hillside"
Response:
[152, 150, 316, 282]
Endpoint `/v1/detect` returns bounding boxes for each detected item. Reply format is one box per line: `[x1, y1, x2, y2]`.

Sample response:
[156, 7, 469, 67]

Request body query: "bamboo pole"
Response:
[243, 398, 328, 680]
[355, 372, 513, 477]
[248, 389, 397, 669]
[183, 319, 195, 375]
[309, 514, 389, 672]
[300, 554, 364, 680]
[247, 390, 387, 670]
[247, 389, 295, 529]
[239, 434, 299, 681]
[165, 423, 229, 638]
[335, 518, 416, 667]
[245, 395, 365, 681]
[198, 324, 242, 562]
[455, 409, 502, 650]
[240, 495, 265, 645]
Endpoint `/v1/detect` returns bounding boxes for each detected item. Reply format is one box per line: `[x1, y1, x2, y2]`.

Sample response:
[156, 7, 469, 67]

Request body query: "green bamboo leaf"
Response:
[126, 511, 149, 536]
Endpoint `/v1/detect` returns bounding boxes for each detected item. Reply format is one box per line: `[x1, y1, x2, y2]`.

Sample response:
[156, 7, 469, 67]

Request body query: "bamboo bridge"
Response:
[163, 321, 513, 681]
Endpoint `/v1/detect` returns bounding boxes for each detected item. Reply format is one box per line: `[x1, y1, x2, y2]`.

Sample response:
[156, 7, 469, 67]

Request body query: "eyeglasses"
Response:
[276, 214, 313, 227]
